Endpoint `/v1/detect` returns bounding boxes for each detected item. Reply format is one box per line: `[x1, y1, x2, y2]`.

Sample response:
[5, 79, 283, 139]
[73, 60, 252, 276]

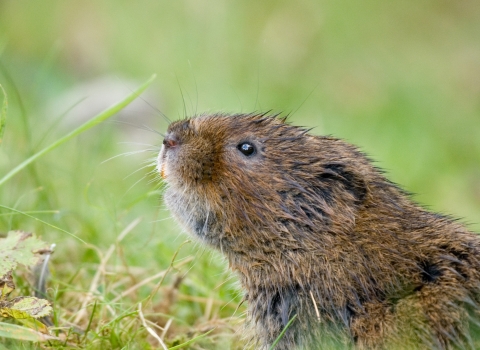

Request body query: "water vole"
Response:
[157, 113, 480, 349]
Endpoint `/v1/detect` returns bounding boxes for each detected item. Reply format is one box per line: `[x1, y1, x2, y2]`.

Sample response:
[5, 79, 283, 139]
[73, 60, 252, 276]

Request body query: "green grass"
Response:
[0, 1, 479, 349]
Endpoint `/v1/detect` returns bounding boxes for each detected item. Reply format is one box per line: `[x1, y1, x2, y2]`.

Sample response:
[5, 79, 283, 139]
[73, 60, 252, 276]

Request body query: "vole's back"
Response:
[157, 113, 480, 349]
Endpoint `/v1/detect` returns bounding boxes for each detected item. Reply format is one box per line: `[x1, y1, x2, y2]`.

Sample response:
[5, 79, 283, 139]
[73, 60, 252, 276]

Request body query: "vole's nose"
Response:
[163, 133, 179, 149]
[158, 132, 180, 180]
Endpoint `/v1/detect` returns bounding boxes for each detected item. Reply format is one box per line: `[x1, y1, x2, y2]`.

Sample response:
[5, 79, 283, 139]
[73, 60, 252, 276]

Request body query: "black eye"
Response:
[237, 142, 256, 156]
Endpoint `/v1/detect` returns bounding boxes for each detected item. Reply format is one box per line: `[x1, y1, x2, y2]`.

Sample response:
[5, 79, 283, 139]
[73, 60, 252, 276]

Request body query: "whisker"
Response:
[149, 217, 172, 224]
[35, 96, 89, 149]
[147, 177, 162, 186]
[140, 124, 165, 137]
[101, 149, 156, 164]
[230, 84, 243, 112]
[118, 141, 161, 149]
[121, 174, 149, 199]
[108, 120, 166, 137]
[123, 163, 157, 180]
[187, 60, 199, 116]
[112, 75, 172, 124]
[254, 60, 261, 111]
[290, 83, 319, 118]
[175, 73, 188, 119]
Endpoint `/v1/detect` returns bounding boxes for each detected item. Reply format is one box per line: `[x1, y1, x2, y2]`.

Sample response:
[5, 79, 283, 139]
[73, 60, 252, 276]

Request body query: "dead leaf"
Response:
[0, 231, 50, 276]
[0, 271, 14, 299]
[0, 296, 52, 319]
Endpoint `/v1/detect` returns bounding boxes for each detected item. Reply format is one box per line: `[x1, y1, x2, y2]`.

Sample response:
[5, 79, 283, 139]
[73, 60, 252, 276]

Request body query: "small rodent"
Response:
[157, 113, 480, 349]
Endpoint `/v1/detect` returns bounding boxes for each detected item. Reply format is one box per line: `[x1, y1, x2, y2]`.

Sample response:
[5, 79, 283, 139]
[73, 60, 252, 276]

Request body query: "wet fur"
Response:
[158, 113, 480, 349]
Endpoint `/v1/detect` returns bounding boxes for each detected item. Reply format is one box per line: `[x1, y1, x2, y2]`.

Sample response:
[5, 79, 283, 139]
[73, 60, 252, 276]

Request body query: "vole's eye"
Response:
[237, 142, 256, 156]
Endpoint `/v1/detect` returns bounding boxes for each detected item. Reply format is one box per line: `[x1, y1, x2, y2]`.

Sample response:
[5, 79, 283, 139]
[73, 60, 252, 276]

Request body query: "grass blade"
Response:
[168, 329, 214, 350]
[268, 314, 297, 350]
[0, 74, 157, 187]
[0, 321, 56, 342]
[0, 84, 7, 146]
[0, 205, 86, 244]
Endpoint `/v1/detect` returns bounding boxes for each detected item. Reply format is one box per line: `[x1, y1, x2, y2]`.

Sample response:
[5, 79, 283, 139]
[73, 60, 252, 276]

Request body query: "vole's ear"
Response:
[318, 163, 367, 205]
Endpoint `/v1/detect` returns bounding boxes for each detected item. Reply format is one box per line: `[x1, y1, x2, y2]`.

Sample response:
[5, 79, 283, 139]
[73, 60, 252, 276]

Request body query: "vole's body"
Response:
[157, 113, 480, 349]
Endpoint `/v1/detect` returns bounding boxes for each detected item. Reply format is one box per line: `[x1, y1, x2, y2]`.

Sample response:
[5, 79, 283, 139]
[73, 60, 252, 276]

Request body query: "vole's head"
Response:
[158, 113, 371, 254]
[158, 113, 272, 192]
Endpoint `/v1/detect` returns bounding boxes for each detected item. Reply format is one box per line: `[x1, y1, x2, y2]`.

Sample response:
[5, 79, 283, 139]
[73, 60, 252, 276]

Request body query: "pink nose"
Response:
[163, 134, 178, 148]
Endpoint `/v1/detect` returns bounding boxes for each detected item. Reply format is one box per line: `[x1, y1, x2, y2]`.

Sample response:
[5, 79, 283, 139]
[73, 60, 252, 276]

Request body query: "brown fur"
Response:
[157, 113, 480, 349]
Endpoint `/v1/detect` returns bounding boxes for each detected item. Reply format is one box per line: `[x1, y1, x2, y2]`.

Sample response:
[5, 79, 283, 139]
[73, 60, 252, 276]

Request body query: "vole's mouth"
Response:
[157, 145, 167, 180]
[160, 166, 166, 179]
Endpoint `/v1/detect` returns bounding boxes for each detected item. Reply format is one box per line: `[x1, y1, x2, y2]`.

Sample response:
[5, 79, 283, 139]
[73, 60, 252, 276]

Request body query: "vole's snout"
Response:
[158, 133, 181, 179]
[163, 133, 179, 149]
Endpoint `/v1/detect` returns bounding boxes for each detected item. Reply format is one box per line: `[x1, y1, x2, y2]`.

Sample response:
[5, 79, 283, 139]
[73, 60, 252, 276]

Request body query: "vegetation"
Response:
[0, 1, 479, 348]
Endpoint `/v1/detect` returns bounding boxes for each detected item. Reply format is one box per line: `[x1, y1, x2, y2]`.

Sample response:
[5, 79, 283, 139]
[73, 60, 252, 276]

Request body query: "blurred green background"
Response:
[0, 0, 479, 347]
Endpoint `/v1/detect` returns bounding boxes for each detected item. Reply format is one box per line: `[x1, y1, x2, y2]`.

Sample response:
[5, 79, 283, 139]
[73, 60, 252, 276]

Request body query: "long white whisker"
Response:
[101, 149, 156, 164]
[118, 141, 161, 149]
[123, 163, 157, 180]
[111, 75, 171, 124]
[149, 217, 172, 224]
[121, 174, 149, 199]
[108, 120, 165, 137]
[141, 124, 165, 137]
